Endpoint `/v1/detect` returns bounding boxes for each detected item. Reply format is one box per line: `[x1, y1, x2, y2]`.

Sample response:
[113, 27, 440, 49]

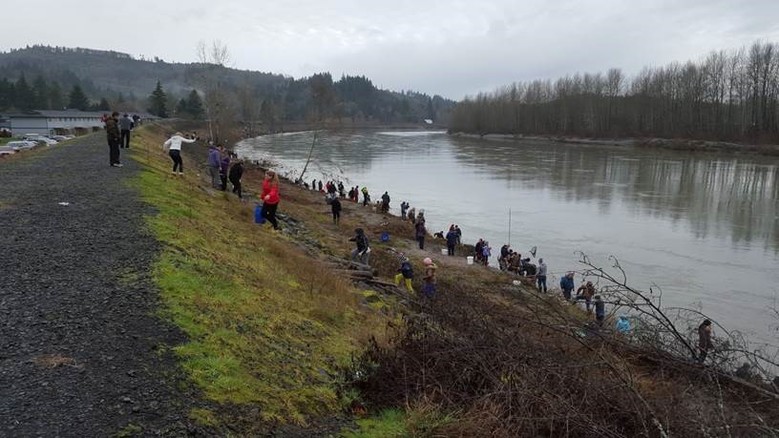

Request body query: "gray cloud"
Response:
[3, 0, 779, 99]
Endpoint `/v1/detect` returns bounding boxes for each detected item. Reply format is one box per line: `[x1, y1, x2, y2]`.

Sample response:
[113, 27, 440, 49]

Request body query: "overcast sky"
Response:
[4, 0, 779, 100]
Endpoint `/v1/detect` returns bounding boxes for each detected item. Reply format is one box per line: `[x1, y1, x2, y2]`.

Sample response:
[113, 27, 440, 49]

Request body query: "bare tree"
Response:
[195, 40, 235, 143]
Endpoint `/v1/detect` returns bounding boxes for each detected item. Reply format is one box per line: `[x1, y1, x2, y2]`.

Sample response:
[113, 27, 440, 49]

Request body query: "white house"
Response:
[6, 110, 107, 136]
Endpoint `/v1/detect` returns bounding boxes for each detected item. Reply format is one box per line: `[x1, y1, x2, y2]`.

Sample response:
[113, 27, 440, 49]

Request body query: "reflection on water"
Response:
[236, 131, 779, 342]
[448, 138, 779, 252]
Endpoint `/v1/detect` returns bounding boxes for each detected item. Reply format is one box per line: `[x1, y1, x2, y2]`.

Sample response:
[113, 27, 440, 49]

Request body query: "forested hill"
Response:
[0, 46, 454, 127]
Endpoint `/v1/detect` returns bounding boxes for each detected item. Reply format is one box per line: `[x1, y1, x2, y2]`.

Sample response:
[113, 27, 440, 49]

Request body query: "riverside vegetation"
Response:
[130, 123, 778, 437]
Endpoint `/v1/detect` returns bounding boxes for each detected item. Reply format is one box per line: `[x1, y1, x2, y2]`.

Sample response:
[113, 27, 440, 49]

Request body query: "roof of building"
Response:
[4, 110, 105, 119]
[4, 110, 161, 120]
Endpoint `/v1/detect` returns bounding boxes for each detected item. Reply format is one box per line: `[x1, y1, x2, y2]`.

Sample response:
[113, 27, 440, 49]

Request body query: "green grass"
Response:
[130, 127, 384, 425]
[343, 409, 408, 438]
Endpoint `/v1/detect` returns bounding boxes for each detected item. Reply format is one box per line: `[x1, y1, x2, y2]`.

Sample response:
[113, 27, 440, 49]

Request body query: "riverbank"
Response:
[449, 131, 779, 156]
[145, 122, 777, 436]
[6, 124, 775, 435]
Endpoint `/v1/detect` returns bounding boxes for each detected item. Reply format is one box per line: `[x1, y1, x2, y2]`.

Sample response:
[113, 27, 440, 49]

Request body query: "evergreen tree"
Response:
[32, 75, 49, 109]
[0, 79, 13, 111]
[186, 89, 204, 119]
[148, 80, 168, 117]
[14, 75, 34, 111]
[98, 97, 111, 111]
[49, 82, 64, 110]
[68, 84, 90, 110]
[175, 98, 188, 116]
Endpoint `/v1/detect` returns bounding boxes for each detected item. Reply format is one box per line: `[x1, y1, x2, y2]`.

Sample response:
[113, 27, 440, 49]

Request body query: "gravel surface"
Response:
[0, 137, 199, 436]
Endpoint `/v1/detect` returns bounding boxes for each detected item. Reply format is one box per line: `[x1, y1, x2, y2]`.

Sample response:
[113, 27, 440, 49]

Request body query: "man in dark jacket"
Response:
[228, 160, 244, 199]
[560, 272, 575, 301]
[349, 228, 370, 265]
[119, 113, 133, 148]
[106, 112, 122, 167]
[331, 197, 342, 225]
[445, 227, 458, 256]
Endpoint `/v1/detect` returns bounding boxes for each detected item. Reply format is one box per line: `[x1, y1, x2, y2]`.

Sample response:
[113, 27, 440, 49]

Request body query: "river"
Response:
[236, 130, 779, 344]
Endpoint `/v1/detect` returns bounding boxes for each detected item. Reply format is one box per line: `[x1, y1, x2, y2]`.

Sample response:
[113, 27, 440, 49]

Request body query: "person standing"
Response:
[536, 258, 548, 292]
[106, 111, 122, 167]
[380, 191, 390, 213]
[454, 225, 462, 245]
[445, 225, 458, 256]
[229, 159, 244, 199]
[593, 295, 605, 326]
[415, 220, 426, 250]
[697, 319, 713, 363]
[400, 201, 409, 220]
[422, 257, 437, 298]
[260, 170, 281, 230]
[482, 242, 492, 266]
[119, 113, 133, 148]
[361, 186, 370, 206]
[219, 146, 231, 191]
[560, 272, 575, 301]
[349, 228, 370, 265]
[576, 281, 596, 312]
[331, 196, 342, 225]
[162, 131, 196, 175]
[207, 144, 221, 188]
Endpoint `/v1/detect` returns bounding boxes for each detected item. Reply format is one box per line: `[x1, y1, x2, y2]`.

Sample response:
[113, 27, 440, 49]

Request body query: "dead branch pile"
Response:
[352, 260, 779, 437]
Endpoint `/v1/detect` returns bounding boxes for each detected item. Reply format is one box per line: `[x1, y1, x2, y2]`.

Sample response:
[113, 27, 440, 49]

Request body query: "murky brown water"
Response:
[237, 131, 779, 343]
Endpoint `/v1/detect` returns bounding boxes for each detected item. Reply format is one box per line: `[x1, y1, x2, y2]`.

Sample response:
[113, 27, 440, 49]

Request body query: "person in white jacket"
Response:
[163, 132, 196, 175]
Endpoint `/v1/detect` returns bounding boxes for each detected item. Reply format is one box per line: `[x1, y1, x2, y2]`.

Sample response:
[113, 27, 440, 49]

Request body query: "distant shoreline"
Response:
[448, 132, 779, 156]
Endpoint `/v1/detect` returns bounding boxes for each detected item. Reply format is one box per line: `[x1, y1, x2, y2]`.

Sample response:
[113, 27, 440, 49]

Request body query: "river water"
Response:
[236, 131, 779, 343]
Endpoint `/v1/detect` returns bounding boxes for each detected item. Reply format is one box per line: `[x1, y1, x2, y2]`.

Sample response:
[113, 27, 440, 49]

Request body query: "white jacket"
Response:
[163, 135, 196, 151]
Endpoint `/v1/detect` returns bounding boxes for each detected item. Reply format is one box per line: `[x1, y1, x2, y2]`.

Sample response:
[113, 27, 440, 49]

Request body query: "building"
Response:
[6, 110, 107, 136]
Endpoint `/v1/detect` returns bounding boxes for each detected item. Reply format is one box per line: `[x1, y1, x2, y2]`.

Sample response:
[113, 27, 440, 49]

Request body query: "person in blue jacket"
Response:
[445, 225, 458, 256]
[560, 272, 575, 301]
[207, 143, 221, 188]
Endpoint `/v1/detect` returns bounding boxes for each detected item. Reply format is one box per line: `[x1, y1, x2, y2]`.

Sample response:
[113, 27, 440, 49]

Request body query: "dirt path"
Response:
[0, 137, 197, 436]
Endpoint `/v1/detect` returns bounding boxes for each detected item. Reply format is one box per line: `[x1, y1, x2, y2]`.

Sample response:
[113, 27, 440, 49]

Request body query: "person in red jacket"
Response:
[261, 169, 281, 230]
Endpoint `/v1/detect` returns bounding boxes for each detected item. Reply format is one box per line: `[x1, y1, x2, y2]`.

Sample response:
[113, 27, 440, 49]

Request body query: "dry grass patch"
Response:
[34, 354, 78, 369]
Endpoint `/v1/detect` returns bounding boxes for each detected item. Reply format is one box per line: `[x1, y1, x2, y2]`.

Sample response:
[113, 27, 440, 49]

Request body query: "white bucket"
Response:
[466, 256, 474, 265]
[441, 248, 448, 255]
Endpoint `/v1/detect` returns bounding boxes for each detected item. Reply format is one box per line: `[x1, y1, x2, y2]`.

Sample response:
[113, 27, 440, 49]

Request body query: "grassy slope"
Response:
[125, 123, 776, 437]
[128, 125, 388, 429]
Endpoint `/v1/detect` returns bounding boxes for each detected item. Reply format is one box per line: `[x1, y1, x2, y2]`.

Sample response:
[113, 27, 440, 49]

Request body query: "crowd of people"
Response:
[150, 128, 715, 365]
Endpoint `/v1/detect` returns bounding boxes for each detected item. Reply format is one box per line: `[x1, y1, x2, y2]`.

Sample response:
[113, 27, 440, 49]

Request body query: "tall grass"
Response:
[129, 126, 383, 426]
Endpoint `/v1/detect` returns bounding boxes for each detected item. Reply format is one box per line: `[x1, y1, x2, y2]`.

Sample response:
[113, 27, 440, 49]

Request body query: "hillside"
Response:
[0, 46, 454, 127]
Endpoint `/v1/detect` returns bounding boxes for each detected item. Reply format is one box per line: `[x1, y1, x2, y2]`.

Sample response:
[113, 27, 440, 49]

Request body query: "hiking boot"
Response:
[178, 172, 184, 176]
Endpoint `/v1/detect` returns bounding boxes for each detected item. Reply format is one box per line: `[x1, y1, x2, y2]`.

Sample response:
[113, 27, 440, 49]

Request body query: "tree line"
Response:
[450, 41, 779, 144]
[0, 45, 455, 132]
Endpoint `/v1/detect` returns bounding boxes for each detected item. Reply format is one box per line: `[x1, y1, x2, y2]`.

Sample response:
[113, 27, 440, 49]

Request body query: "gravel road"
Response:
[0, 136, 198, 436]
